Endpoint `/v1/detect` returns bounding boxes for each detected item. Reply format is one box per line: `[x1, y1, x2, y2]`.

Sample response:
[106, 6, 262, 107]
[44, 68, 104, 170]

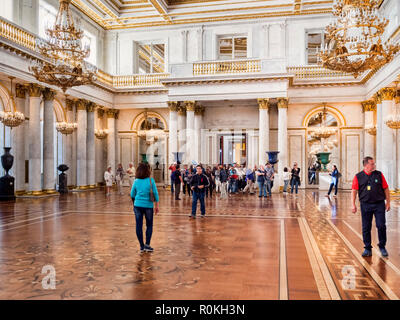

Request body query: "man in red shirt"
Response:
[351, 156, 391, 257]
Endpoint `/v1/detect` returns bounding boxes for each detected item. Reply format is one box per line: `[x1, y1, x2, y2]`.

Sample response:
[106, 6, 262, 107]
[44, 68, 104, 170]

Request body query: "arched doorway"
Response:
[304, 105, 344, 188]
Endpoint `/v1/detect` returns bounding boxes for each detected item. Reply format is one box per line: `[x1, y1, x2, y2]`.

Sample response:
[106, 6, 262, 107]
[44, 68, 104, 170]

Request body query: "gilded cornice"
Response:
[27, 83, 42, 97]
[277, 97, 289, 108]
[42, 88, 56, 101]
[378, 87, 396, 101]
[167, 101, 179, 112]
[361, 100, 376, 112]
[257, 98, 270, 110]
[185, 101, 196, 111]
[15, 83, 27, 99]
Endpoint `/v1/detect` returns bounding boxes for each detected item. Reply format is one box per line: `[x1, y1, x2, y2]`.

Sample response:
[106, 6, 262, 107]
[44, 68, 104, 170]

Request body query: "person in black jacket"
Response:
[190, 165, 209, 218]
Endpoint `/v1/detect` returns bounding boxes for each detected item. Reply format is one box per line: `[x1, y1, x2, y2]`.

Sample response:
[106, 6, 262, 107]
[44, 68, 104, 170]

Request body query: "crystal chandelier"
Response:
[95, 129, 108, 139]
[385, 83, 400, 129]
[319, 0, 400, 78]
[56, 121, 77, 134]
[310, 105, 337, 139]
[0, 77, 25, 128]
[30, 0, 97, 92]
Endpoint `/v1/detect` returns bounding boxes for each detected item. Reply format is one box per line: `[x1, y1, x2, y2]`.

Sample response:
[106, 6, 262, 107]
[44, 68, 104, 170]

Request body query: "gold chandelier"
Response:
[385, 82, 400, 129]
[0, 77, 25, 128]
[30, 0, 97, 92]
[310, 104, 337, 139]
[56, 121, 77, 134]
[319, 0, 400, 78]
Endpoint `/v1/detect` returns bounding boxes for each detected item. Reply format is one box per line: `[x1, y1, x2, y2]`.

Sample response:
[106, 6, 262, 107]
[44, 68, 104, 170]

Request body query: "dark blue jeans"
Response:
[291, 179, 300, 194]
[265, 180, 272, 196]
[134, 206, 154, 248]
[192, 191, 205, 216]
[327, 181, 338, 195]
[258, 180, 266, 197]
[360, 201, 386, 250]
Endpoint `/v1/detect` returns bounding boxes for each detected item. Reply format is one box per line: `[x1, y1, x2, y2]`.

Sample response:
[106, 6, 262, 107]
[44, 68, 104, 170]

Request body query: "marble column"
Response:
[379, 87, 396, 189]
[375, 92, 383, 171]
[257, 98, 270, 165]
[277, 98, 289, 188]
[14, 84, 27, 195]
[178, 104, 186, 163]
[76, 99, 87, 189]
[86, 102, 96, 188]
[396, 94, 400, 191]
[168, 101, 179, 164]
[185, 101, 195, 163]
[95, 108, 105, 185]
[27, 83, 43, 195]
[194, 105, 204, 162]
[361, 100, 376, 159]
[107, 108, 118, 174]
[42, 88, 57, 193]
[65, 99, 75, 187]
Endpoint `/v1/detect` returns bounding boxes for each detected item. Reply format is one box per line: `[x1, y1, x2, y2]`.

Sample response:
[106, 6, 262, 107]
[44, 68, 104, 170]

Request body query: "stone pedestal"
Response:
[319, 172, 331, 191]
[0, 176, 15, 201]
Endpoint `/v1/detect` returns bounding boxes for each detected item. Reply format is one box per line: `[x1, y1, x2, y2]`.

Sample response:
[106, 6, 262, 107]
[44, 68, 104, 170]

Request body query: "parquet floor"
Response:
[0, 187, 400, 300]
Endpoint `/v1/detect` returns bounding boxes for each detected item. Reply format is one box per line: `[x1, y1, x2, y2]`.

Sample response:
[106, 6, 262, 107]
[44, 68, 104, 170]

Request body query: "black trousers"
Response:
[360, 201, 387, 250]
[174, 182, 181, 199]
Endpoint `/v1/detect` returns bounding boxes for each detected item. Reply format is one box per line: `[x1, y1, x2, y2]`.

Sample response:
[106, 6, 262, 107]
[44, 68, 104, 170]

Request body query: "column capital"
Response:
[277, 97, 289, 108]
[15, 83, 27, 99]
[167, 101, 179, 112]
[396, 92, 400, 105]
[195, 105, 204, 116]
[66, 98, 76, 111]
[42, 88, 57, 101]
[86, 101, 96, 112]
[185, 101, 196, 111]
[257, 98, 270, 110]
[27, 83, 43, 97]
[373, 92, 382, 104]
[361, 100, 376, 112]
[76, 99, 87, 111]
[106, 108, 119, 119]
[178, 105, 186, 116]
[97, 107, 105, 118]
[378, 87, 396, 101]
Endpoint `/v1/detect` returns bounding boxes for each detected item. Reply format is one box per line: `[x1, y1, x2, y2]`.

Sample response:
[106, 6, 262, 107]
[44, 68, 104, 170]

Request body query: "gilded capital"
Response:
[42, 88, 56, 101]
[106, 108, 119, 119]
[167, 101, 179, 112]
[396, 93, 400, 105]
[27, 83, 42, 97]
[178, 105, 186, 116]
[195, 105, 204, 116]
[361, 100, 376, 112]
[379, 87, 396, 101]
[15, 84, 27, 99]
[277, 97, 289, 108]
[66, 99, 76, 111]
[257, 98, 270, 110]
[76, 99, 87, 111]
[97, 108, 105, 118]
[185, 101, 196, 112]
[373, 92, 382, 105]
[86, 101, 96, 112]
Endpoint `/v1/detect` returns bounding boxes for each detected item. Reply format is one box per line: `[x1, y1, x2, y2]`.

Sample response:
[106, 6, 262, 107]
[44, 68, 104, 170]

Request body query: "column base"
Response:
[15, 190, 26, 196]
[77, 185, 90, 190]
[43, 189, 59, 195]
[88, 185, 97, 189]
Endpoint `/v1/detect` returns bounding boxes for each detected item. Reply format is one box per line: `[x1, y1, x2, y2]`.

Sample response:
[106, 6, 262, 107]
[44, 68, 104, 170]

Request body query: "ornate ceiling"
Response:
[71, 0, 334, 30]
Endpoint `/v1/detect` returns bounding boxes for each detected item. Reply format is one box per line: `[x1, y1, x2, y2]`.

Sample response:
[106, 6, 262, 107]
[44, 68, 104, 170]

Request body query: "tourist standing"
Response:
[104, 166, 113, 196]
[214, 166, 222, 193]
[243, 167, 255, 194]
[220, 165, 229, 199]
[174, 164, 183, 200]
[265, 163, 274, 197]
[182, 164, 190, 196]
[131, 163, 159, 253]
[351, 156, 390, 257]
[190, 165, 208, 218]
[290, 162, 301, 195]
[115, 163, 125, 195]
[256, 165, 267, 198]
[283, 167, 291, 193]
[205, 167, 214, 198]
[326, 164, 340, 197]
[169, 163, 176, 194]
[126, 162, 136, 188]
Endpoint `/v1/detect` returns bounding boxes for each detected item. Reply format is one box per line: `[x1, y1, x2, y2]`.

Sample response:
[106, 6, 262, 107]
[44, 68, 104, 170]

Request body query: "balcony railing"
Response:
[193, 59, 261, 75]
[287, 66, 355, 80]
[112, 73, 169, 88]
[0, 18, 36, 51]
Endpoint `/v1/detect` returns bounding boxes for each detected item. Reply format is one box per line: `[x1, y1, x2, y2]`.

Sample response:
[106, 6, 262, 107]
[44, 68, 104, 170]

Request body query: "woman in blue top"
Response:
[326, 164, 339, 198]
[131, 163, 159, 253]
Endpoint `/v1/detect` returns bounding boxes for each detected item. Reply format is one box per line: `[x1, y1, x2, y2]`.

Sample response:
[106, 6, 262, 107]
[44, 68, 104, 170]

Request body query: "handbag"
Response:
[149, 177, 155, 202]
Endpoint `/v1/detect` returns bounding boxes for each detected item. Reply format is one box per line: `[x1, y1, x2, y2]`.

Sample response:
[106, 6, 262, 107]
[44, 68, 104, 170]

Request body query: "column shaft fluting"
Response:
[278, 98, 289, 186]
[258, 98, 270, 165]
[76, 100, 87, 188]
[107, 109, 117, 174]
[168, 102, 178, 164]
[14, 84, 27, 194]
[87, 103, 96, 187]
[185, 101, 195, 162]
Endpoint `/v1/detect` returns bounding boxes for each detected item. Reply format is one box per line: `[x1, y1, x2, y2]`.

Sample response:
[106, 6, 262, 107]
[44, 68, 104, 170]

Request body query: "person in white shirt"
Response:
[104, 166, 113, 196]
[283, 167, 291, 193]
[126, 162, 136, 188]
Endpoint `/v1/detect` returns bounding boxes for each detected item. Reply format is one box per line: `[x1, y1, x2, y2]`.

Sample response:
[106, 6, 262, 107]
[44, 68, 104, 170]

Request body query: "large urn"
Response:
[0, 147, 16, 201]
[266, 151, 280, 166]
[316, 152, 331, 171]
[57, 164, 69, 194]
